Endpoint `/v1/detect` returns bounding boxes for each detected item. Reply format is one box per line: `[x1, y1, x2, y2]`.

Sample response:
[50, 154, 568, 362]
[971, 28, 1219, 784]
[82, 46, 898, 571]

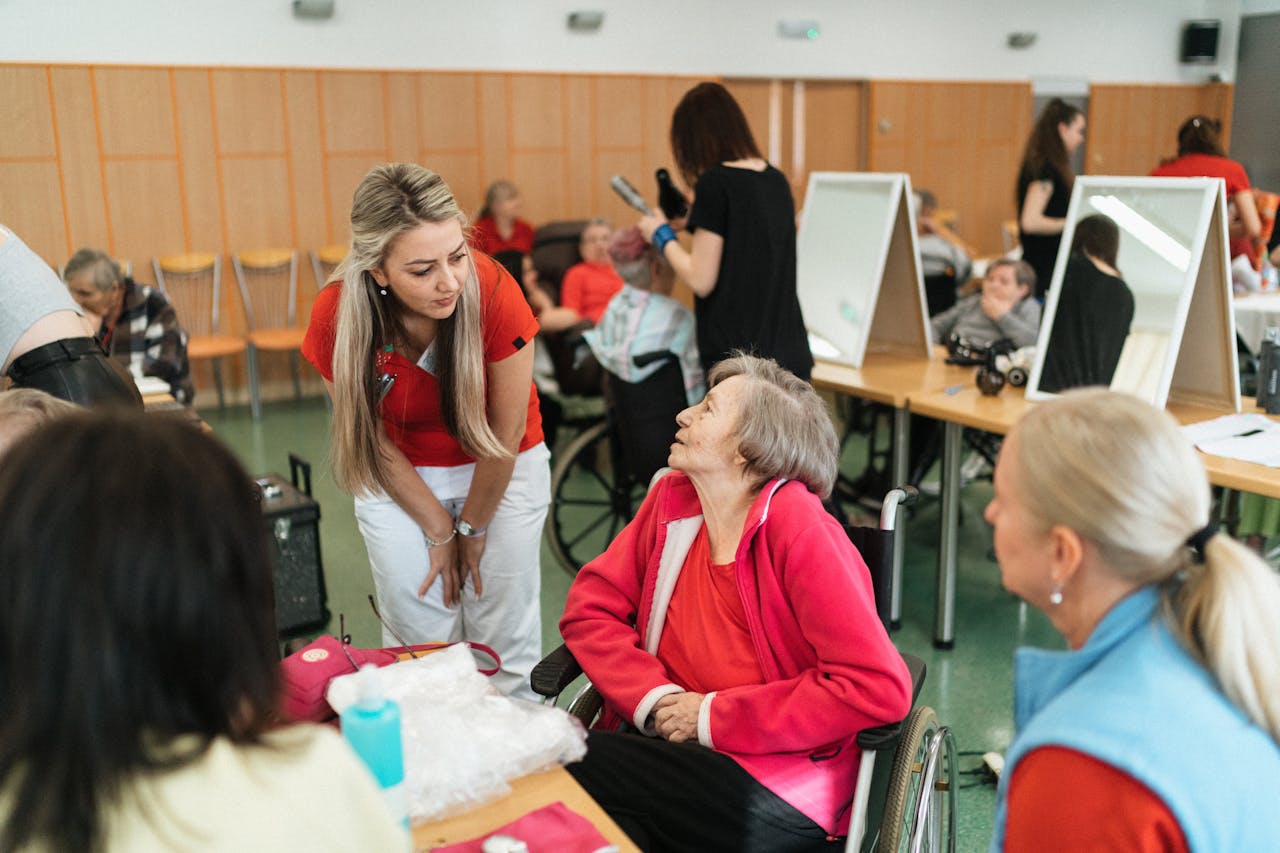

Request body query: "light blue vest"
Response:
[991, 586, 1280, 852]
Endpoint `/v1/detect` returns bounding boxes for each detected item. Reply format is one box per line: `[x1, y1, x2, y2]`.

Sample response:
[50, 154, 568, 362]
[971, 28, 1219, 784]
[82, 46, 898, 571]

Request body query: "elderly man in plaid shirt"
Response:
[64, 249, 195, 404]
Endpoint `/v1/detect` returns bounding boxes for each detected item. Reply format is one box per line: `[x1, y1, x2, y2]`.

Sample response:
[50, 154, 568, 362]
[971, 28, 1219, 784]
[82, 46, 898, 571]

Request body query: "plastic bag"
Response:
[327, 644, 587, 823]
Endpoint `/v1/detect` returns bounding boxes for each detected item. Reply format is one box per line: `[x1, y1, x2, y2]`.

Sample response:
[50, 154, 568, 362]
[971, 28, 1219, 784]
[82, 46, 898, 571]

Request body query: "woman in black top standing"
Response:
[639, 82, 812, 381]
[1017, 99, 1086, 299]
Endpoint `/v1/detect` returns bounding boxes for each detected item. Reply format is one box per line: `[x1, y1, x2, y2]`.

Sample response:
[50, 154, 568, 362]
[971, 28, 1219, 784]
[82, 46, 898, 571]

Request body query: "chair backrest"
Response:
[153, 253, 222, 337]
[1001, 218, 1020, 255]
[602, 354, 686, 486]
[531, 220, 588, 301]
[309, 244, 348, 291]
[232, 249, 298, 331]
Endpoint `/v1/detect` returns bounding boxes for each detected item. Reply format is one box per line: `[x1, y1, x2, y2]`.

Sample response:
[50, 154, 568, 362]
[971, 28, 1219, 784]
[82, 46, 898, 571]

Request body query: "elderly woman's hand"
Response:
[653, 691, 705, 742]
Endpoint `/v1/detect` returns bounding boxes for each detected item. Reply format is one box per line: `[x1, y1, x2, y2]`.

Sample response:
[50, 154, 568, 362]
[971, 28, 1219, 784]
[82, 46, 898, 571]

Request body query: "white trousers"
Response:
[354, 443, 550, 700]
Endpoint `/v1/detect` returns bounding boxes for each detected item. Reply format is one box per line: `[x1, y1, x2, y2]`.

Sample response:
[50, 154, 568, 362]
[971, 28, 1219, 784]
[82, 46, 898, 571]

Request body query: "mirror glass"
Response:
[1029, 177, 1213, 403]
[797, 174, 900, 365]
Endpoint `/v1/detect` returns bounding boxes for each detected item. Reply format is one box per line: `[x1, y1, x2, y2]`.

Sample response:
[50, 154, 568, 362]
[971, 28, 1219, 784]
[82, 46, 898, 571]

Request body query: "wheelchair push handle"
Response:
[879, 485, 918, 532]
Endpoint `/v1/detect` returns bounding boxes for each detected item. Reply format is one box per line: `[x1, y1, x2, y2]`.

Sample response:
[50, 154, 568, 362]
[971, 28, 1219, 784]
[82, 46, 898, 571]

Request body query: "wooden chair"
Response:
[232, 248, 304, 421]
[153, 252, 244, 410]
[309, 244, 347, 291]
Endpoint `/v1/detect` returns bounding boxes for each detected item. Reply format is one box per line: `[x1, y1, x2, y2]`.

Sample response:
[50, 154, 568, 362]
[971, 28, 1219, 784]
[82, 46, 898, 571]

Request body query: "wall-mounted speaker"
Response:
[1180, 20, 1220, 64]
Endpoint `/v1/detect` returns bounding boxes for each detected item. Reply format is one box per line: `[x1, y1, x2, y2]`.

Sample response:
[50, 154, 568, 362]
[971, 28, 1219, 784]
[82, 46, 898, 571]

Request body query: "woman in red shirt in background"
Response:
[471, 180, 535, 256]
[1151, 115, 1263, 265]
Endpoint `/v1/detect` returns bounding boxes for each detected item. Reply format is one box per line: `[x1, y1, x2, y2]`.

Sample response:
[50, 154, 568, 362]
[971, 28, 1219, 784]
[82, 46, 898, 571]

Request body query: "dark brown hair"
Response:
[1176, 115, 1225, 158]
[0, 412, 280, 852]
[670, 82, 763, 190]
[1017, 98, 1084, 202]
[1071, 214, 1121, 271]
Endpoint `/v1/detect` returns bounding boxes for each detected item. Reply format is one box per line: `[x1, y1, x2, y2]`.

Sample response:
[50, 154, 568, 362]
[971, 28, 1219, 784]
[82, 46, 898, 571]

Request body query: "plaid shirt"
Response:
[99, 278, 195, 404]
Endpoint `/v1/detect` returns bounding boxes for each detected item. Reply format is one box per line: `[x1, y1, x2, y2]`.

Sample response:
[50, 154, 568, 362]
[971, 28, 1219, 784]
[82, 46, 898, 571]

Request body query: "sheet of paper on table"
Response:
[1182, 413, 1280, 467]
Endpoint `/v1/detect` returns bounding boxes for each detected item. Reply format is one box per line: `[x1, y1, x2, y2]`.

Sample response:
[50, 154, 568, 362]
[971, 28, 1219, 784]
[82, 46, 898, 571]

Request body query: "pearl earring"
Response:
[379, 286, 387, 296]
[1049, 586, 1064, 606]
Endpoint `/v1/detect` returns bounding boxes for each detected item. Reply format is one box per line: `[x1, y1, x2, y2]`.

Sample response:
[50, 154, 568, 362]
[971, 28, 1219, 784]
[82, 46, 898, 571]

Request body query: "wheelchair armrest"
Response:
[530, 642, 583, 698]
[856, 720, 903, 751]
[631, 349, 678, 369]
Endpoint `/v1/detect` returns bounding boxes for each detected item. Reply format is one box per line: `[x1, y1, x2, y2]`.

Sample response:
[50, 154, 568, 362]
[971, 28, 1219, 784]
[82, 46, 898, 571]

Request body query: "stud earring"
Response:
[379, 286, 388, 296]
[1049, 586, 1064, 606]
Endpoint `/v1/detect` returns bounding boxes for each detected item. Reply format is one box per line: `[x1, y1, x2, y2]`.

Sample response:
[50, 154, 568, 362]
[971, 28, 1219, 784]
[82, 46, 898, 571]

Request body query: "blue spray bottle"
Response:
[340, 664, 409, 829]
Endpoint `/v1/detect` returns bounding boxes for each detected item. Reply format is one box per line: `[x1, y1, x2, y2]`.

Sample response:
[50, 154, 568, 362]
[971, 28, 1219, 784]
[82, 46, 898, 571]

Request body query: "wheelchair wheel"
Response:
[546, 420, 646, 576]
[876, 706, 956, 852]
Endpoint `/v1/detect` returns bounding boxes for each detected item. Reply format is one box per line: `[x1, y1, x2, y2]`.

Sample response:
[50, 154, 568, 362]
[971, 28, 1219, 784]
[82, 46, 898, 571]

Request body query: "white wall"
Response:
[1, 0, 1241, 83]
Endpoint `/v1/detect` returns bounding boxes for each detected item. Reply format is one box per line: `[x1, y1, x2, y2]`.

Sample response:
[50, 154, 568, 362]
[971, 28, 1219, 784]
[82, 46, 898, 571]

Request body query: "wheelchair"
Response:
[544, 352, 688, 576]
[533, 486, 958, 852]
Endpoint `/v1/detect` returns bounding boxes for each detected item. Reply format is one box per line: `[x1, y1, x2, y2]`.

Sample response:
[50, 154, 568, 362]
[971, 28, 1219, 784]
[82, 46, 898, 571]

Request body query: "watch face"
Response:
[458, 520, 477, 536]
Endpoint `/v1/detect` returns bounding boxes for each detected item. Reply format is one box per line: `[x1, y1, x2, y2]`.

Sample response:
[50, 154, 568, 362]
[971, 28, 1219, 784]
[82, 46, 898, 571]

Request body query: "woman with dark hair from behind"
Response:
[1151, 115, 1263, 267]
[1036, 214, 1135, 393]
[0, 413, 407, 852]
[637, 82, 812, 381]
[1017, 99, 1087, 299]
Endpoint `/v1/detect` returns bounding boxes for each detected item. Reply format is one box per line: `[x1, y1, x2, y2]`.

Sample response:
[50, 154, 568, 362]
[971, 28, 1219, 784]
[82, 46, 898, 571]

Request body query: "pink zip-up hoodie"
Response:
[561, 471, 911, 835]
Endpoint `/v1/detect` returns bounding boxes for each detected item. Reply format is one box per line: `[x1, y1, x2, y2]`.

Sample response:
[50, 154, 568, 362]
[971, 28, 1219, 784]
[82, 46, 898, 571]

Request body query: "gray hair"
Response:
[0, 388, 81, 460]
[988, 258, 1036, 293]
[1013, 389, 1280, 744]
[709, 353, 837, 499]
[64, 249, 122, 292]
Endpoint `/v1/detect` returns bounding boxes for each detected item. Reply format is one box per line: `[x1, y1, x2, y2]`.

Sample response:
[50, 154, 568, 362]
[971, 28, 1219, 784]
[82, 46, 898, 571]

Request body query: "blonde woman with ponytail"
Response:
[302, 164, 549, 699]
[985, 389, 1280, 852]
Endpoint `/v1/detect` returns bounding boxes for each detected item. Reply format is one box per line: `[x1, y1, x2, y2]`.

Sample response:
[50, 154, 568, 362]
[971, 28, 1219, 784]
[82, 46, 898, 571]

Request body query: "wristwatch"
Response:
[456, 519, 488, 537]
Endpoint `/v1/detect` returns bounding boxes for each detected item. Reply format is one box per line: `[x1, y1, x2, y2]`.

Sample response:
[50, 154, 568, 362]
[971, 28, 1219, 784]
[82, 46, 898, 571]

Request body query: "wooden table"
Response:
[411, 766, 639, 852]
[812, 349, 976, 625]
[910, 387, 1280, 647]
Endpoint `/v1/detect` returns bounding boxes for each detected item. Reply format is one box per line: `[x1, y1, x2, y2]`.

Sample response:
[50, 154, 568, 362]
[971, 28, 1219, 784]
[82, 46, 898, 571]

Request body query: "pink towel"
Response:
[429, 801, 617, 852]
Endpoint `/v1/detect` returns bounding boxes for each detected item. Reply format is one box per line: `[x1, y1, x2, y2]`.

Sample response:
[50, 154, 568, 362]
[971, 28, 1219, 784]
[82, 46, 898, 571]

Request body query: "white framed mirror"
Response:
[797, 172, 931, 367]
[1026, 176, 1237, 410]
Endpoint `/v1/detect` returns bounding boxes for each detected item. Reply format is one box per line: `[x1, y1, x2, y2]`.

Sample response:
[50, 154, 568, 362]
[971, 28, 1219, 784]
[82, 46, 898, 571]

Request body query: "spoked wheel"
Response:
[545, 420, 646, 576]
[876, 706, 956, 852]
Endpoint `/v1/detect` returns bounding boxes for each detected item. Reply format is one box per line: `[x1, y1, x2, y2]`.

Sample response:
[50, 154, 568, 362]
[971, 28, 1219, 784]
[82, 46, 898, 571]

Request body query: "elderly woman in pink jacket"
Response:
[560, 354, 911, 853]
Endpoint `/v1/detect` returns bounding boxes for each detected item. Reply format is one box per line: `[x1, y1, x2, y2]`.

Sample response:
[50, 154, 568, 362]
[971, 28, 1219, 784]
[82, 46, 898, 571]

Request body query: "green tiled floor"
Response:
[208, 395, 1066, 852]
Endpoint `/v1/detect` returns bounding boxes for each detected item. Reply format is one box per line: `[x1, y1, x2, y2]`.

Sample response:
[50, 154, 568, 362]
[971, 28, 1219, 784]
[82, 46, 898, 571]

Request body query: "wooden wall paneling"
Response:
[0, 66, 58, 158]
[283, 71, 328, 259]
[476, 74, 509, 210]
[869, 80, 1031, 256]
[384, 72, 418, 165]
[319, 71, 388, 157]
[0, 65, 66, 263]
[1087, 83, 1234, 178]
[798, 80, 865, 209]
[562, 76, 593, 221]
[48, 67, 110, 257]
[640, 77, 676, 187]
[508, 74, 566, 221]
[0, 162, 67, 266]
[94, 68, 175, 159]
[724, 79, 774, 162]
[219, 157, 294, 252]
[323, 154, 387, 246]
[211, 69, 287, 156]
[103, 160, 187, 270]
[170, 69, 220, 255]
[417, 73, 481, 213]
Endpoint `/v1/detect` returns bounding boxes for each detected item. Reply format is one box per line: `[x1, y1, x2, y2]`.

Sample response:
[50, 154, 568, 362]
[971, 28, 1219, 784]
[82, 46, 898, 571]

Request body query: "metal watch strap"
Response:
[456, 519, 488, 537]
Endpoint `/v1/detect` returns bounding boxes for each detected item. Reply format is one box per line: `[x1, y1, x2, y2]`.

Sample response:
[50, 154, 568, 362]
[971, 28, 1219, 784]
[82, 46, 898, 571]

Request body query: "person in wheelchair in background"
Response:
[560, 354, 911, 853]
[929, 258, 1041, 355]
[583, 224, 705, 407]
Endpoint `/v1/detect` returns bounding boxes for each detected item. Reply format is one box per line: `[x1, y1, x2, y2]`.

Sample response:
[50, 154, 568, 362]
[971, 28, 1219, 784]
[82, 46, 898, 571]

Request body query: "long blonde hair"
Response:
[1013, 389, 1280, 745]
[331, 163, 509, 495]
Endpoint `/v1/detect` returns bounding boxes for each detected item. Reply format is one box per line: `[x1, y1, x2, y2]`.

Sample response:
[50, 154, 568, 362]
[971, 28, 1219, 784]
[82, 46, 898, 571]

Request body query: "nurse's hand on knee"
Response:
[458, 533, 487, 601]
[419, 539, 459, 604]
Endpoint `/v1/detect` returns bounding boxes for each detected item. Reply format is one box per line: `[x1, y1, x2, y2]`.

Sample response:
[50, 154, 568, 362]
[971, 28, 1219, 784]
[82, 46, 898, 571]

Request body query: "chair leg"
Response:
[289, 351, 302, 402]
[212, 358, 226, 410]
[247, 345, 262, 421]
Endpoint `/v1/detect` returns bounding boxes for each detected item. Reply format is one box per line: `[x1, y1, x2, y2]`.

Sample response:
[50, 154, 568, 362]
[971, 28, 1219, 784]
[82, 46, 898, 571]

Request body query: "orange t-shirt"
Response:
[302, 253, 542, 468]
[560, 261, 624, 325]
[656, 525, 764, 694]
[1004, 746, 1189, 853]
[1151, 153, 1253, 261]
